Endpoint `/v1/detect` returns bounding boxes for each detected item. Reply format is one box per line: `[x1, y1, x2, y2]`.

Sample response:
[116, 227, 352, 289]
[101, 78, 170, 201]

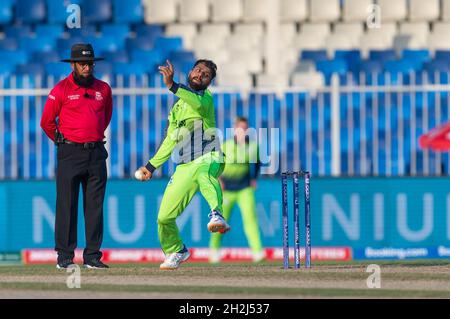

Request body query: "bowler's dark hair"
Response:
[194, 59, 217, 79]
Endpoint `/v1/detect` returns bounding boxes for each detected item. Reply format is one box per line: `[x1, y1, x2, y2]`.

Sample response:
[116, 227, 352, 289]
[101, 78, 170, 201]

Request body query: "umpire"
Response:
[40, 43, 113, 269]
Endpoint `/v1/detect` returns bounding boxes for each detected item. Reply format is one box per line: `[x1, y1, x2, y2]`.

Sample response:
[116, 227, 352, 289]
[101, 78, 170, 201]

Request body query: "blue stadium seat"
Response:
[57, 37, 84, 58]
[47, 0, 82, 24]
[84, 35, 124, 53]
[44, 62, 71, 77]
[154, 37, 183, 56]
[369, 49, 397, 63]
[435, 50, 450, 62]
[94, 61, 113, 77]
[0, 0, 13, 25]
[102, 50, 129, 63]
[423, 60, 450, 73]
[300, 50, 328, 63]
[0, 51, 28, 65]
[169, 51, 196, 74]
[384, 59, 415, 74]
[66, 24, 97, 38]
[0, 38, 18, 51]
[16, 63, 45, 76]
[82, 0, 112, 23]
[402, 49, 430, 69]
[35, 25, 65, 39]
[15, 0, 46, 24]
[20, 36, 55, 54]
[4, 25, 32, 38]
[130, 50, 162, 72]
[135, 24, 164, 38]
[113, 62, 146, 75]
[31, 51, 60, 64]
[0, 63, 14, 76]
[334, 50, 361, 65]
[315, 59, 348, 84]
[112, 0, 143, 23]
[126, 36, 156, 51]
[355, 60, 383, 74]
[101, 24, 130, 40]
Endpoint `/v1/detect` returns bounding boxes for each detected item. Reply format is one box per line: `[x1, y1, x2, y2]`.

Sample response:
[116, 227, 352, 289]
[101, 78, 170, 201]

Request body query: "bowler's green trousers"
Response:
[157, 152, 224, 254]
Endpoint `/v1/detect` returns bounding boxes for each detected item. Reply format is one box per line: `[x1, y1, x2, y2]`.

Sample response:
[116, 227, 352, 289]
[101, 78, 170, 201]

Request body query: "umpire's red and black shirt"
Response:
[40, 73, 113, 143]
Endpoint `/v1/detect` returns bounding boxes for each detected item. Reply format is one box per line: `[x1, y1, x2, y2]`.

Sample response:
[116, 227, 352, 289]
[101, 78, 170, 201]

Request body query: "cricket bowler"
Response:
[137, 59, 230, 270]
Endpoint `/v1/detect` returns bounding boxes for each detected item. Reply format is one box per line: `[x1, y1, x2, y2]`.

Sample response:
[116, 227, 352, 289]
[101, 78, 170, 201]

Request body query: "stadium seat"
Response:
[242, 0, 271, 22]
[194, 49, 229, 66]
[369, 49, 397, 63]
[280, 0, 307, 22]
[20, 36, 55, 54]
[435, 50, 450, 61]
[102, 50, 129, 63]
[384, 59, 416, 74]
[291, 71, 325, 88]
[279, 23, 298, 48]
[256, 73, 290, 88]
[4, 25, 32, 38]
[199, 23, 231, 40]
[130, 49, 162, 71]
[101, 24, 130, 40]
[143, 0, 177, 24]
[44, 62, 72, 77]
[443, 0, 450, 21]
[216, 73, 253, 91]
[35, 25, 65, 40]
[166, 23, 197, 50]
[309, 0, 340, 22]
[135, 24, 164, 39]
[432, 22, 450, 35]
[301, 23, 331, 39]
[0, 0, 13, 25]
[94, 61, 113, 77]
[408, 0, 439, 22]
[211, 0, 243, 22]
[224, 34, 255, 52]
[126, 36, 156, 51]
[15, 64, 45, 76]
[300, 50, 328, 63]
[82, 0, 112, 23]
[0, 38, 18, 51]
[334, 50, 362, 64]
[355, 60, 383, 75]
[325, 34, 356, 54]
[427, 34, 450, 51]
[192, 34, 225, 52]
[66, 25, 97, 37]
[359, 31, 394, 57]
[0, 63, 14, 76]
[316, 59, 348, 80]
[334, 22, 364, 40]
[179, 0, 210, 23]
[15, 0, 46, 24]
[84, 35, 123, 53]
[342, 0, 372, 22]
[401, 50, 431, 69]
[113, 0, 143, 23]
[154, 36, 183, 56]
[377, 0, 407, 22]
[423, 60, 450, 73]
[234, 50, 263, 73]
[31, 51, 60, 64]
[113, 62, 146, 76]
[399, 22, 429, 47]
[291, 34, 326, 51]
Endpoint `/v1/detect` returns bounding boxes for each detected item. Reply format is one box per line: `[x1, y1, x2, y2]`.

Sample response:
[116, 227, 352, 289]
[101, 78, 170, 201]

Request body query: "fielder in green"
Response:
[209, 117, 265, 263]
[137, 59, 230, 270]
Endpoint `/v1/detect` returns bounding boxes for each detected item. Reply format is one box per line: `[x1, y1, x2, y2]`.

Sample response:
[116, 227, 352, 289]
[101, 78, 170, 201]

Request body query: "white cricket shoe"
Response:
[159, 246, 191, 270]
[207, 211, 231, 234]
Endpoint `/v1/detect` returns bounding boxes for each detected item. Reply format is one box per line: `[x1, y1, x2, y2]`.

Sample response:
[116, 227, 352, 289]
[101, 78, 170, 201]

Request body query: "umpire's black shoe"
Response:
[83, 259, 109, 269]
[56, 259, 75, 269]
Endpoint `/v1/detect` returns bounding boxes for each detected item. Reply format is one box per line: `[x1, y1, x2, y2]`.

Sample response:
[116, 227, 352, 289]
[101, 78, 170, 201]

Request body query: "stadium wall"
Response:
[1, 178, 450, 260]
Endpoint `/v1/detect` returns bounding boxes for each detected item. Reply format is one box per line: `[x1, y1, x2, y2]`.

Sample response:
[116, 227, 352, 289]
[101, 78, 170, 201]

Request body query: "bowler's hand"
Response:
[138, 166, 153, 181]
[158, 60, 174, 89]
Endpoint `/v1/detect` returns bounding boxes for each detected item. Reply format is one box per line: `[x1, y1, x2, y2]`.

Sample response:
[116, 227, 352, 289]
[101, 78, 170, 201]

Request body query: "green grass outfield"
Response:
[0, 260, 449, 298]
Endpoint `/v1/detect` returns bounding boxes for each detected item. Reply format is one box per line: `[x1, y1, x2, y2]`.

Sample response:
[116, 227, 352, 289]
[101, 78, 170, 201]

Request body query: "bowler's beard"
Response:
[188, 76, 207, 91]
[73, 71, 94, 88]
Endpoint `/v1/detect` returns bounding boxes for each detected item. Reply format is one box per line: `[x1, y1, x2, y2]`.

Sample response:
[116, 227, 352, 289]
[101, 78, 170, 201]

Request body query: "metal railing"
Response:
[0, 72, 449, 179]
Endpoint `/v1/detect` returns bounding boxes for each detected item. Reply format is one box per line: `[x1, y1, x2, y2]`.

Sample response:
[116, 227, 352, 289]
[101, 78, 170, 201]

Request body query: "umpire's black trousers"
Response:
[55, 142, 108, 263]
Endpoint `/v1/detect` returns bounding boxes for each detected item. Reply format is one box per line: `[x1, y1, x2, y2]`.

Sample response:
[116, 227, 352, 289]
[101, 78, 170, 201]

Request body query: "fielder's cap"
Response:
[61, 43, 104, 62]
